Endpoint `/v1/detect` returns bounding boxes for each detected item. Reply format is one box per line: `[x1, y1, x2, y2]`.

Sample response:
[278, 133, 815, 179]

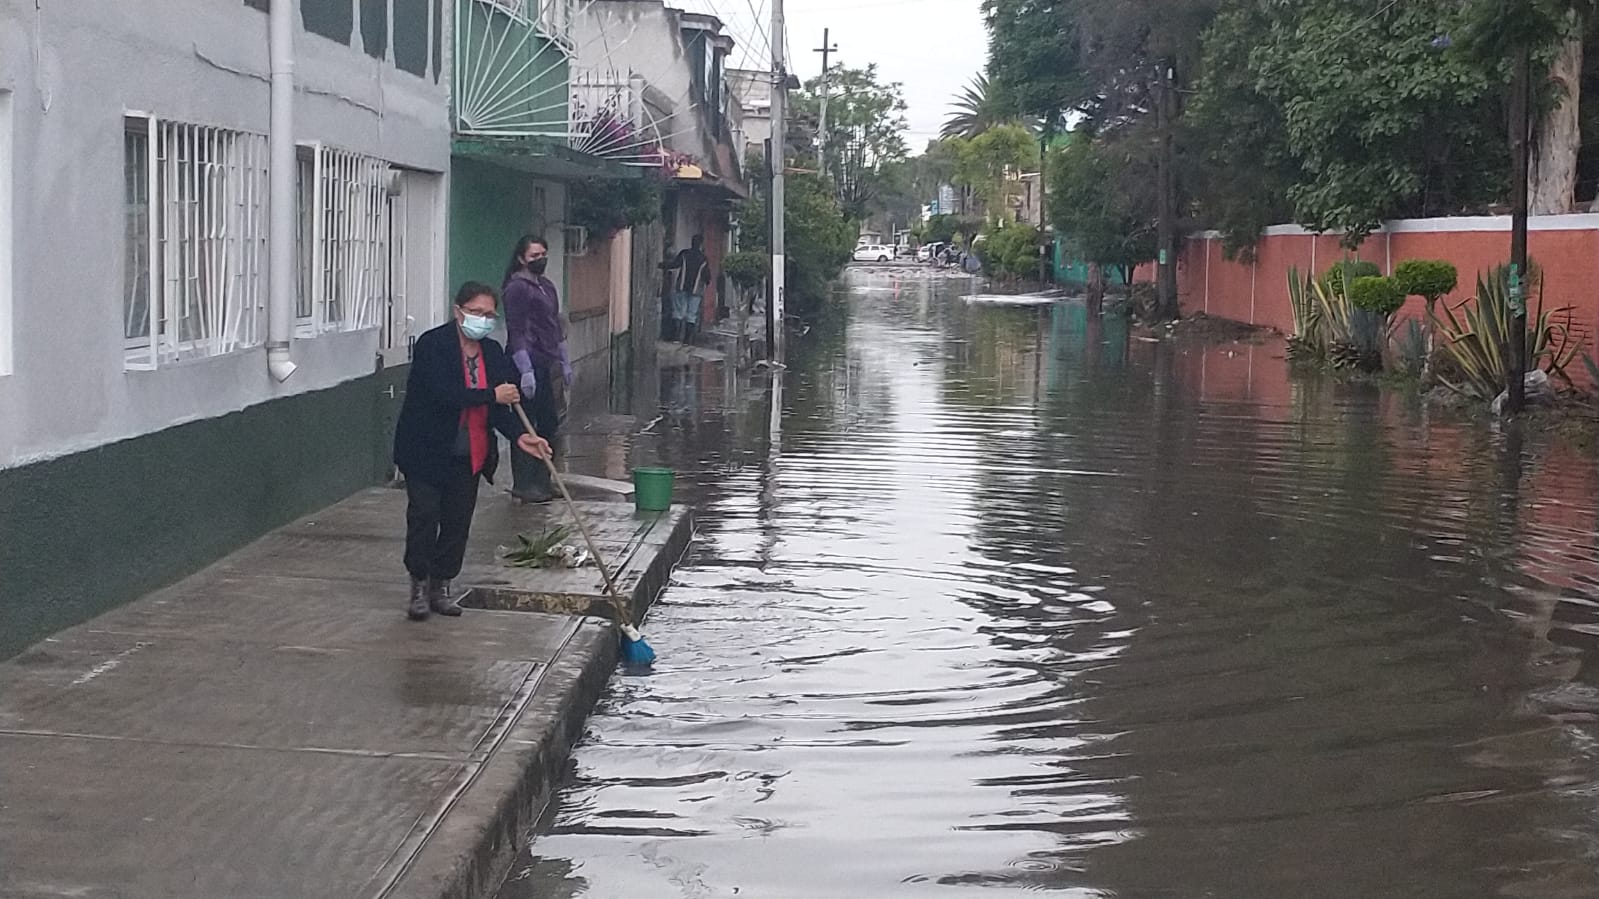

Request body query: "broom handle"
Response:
[512, 403, 634, 626]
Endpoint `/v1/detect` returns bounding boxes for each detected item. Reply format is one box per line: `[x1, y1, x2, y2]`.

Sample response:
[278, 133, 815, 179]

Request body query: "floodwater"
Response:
[500, 267, 1599, 898]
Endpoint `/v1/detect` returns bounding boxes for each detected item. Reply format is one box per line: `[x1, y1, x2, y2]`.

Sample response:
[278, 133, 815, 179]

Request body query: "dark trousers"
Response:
[404, 465, 480, 582]
[512, 366, 562, 495]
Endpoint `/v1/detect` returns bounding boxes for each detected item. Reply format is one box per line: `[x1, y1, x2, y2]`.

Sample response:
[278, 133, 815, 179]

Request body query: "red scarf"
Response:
[460, 352, 490, 475]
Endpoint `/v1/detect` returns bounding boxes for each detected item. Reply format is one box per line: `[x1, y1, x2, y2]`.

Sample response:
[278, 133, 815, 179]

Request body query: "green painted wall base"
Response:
[610, 331, 633, 413]
[0, 374, 391, 660]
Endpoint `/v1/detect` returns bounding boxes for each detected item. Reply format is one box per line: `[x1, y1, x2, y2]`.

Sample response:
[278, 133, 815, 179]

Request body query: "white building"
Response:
[0, 0, 450, 655]
[727, 67, 772, 160]
[571, 1, 750, 330]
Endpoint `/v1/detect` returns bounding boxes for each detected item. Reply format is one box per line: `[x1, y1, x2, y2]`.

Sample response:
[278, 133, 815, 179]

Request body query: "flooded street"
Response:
[502, 268, 1599, 898]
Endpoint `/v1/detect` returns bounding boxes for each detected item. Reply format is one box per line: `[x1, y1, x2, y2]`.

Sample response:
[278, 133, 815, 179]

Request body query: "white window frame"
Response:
[123, 113, 269, 371]
[380, 183, 407, 357]
[0, 90, 13, 377]
[294, 141, 393, 337]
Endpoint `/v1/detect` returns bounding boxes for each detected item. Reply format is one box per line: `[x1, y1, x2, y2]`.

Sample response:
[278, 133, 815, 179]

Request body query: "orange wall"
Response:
[1181, 218, 1599, 362]
[567, 236, 616, 317]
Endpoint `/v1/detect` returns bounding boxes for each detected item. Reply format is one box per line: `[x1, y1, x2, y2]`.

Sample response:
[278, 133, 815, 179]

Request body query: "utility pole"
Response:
[770, 0, 787, 360]
[815, 29, 838, 179]
[1506, 44, 1532, 415]
[1155, 60, 1178, 321]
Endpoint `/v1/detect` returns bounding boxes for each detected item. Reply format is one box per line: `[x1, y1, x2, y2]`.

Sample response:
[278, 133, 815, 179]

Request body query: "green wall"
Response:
[0, 373, 392, 660]
[449, 157, 538, 295]
[1053, 235, 1131, 288]
[457, 9, 569, 132]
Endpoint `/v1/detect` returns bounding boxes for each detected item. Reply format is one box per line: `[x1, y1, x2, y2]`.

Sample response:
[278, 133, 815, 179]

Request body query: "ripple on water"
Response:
[497, 271, 1599, 898]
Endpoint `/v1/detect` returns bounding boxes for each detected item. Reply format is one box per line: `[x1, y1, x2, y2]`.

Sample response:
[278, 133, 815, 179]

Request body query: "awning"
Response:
[671, 156, 749, 201]
[451, 136, 642, 181]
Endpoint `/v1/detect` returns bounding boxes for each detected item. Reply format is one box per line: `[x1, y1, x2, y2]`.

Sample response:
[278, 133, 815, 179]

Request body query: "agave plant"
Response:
[1288, 263, 1397, 371]
[1286, 266, 1323, 360]
[1431, 264, 1578, 400]
[1316, 261, 1369, 368]
[502, 526, 576, 569]
[1395, 319, 1428, 379]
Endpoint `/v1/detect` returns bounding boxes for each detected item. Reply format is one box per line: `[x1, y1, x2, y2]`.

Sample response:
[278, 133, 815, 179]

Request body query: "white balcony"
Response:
[454, 1, 665, 169]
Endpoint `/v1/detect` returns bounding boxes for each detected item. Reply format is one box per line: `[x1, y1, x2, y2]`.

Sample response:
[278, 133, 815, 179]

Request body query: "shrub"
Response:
[723, 252, 769, 291]
[1432, 264, 1579, 400]
[567, 177, 661, 239]
[1393, 259, 1458, 306]
[977, 224, 1042, 280]
[1321, 260, 1381, 298]
[1348, 276, 1405, 316]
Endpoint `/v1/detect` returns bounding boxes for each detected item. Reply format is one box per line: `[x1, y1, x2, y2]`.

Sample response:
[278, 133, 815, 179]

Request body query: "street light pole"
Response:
[770, 0, 787, 360]
[815, 29, 837, 180]
[1155, 60, 1178, 321]
[1507, 44, 1532, 415]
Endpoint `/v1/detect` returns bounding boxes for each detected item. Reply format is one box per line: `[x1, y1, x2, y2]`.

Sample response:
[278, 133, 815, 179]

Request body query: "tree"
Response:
[982, 0, 1086, 126]
[1183, 0, 1295, 258]
[863, 158, 922, 237]
[792, 65, 909, 219]
[923, 214, 984, 246]
[738, 160, 855, 318]
[941, 73, 1009, 140]
[956, 124, 1037, 223]
[913, 137, 969, 214]
[1460, 0, 1596, 214]
[1048, 134, 1157, 307]
[1194, 0, 1506, 245]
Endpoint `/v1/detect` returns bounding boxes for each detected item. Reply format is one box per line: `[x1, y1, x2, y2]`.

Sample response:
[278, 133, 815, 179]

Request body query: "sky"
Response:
[670, 0, 990, 152]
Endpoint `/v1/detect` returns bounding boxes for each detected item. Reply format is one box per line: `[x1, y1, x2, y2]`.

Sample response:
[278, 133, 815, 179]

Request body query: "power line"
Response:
[732, 0, 772, 73]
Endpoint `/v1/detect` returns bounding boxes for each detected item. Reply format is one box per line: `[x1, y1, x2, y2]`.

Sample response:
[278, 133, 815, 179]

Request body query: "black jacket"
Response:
[393, 323, 525, 486]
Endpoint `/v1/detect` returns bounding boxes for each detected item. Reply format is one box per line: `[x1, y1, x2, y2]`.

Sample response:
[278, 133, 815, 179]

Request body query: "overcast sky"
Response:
[671, 0, 990, 152]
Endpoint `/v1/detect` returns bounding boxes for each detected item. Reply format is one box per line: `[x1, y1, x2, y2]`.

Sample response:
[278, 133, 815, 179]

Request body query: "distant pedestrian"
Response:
[502, 235, 572, 504]
[661, 234, 712, 344]
[392, 281, 552, 621]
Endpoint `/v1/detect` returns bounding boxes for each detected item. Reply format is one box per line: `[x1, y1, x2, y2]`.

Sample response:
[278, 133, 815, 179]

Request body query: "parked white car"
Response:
[852, 244, 893, 263]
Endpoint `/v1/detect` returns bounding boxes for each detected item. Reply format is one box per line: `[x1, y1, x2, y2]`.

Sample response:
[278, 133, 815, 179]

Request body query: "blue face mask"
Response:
[459, 313, 494, 341]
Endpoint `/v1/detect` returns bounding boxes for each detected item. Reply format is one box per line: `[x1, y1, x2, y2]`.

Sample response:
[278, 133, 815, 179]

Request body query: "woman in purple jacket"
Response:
[501, 235, 573, 503]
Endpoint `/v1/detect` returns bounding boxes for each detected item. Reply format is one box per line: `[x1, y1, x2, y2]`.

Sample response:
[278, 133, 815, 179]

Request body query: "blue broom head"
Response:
[619, 624, 656, 667]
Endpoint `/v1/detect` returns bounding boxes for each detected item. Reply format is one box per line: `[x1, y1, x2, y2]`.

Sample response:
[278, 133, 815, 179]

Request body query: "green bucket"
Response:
[632, 467, 676, 512]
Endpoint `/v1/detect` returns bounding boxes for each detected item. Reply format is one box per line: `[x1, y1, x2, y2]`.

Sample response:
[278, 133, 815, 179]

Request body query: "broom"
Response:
[514, 404, 656, 667]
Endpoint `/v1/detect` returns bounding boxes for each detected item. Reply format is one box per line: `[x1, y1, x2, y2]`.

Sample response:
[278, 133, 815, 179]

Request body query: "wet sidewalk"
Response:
[0, 486, 691, 899]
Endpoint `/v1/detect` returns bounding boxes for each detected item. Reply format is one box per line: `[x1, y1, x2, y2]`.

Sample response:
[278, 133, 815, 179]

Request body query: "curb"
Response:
[386, 508, 693, 899]
[381, 618, 617, 899]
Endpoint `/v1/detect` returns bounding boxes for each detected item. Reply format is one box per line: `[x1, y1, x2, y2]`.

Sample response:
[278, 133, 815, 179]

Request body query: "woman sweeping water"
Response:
[392, 281, 552, 621]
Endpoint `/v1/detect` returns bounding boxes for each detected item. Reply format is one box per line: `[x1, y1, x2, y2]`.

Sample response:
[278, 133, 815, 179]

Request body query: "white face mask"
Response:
[459, 313, 494, 341]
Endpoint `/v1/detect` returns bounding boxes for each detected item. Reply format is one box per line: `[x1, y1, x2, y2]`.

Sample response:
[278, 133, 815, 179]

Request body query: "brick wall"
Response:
[1180, 215, 1599, 359]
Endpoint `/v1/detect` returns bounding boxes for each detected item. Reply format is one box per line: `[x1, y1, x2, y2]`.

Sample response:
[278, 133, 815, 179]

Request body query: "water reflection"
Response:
[502, 267, 1599, 898]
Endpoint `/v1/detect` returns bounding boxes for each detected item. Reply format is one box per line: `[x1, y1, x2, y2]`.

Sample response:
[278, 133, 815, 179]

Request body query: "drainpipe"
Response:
[266, 0, 298, 382]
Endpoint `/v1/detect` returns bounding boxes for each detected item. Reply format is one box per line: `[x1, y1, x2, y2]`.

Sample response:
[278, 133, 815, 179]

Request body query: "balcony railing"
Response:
[567, 70, 672, 167]
[454, 0, 666, 168]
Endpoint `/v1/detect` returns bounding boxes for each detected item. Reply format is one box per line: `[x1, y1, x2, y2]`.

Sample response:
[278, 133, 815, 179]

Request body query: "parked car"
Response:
[852, 244, 893, 263]
[918, 242, 944, 263]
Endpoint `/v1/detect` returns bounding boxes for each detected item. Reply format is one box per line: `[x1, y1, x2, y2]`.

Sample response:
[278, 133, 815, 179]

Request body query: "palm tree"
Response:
[941, 73, 1003, 140]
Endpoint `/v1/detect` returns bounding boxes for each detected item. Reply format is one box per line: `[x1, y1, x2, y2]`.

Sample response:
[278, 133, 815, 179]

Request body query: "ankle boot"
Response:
[427, 579, 464, 617]
[408, 578, 430, 621]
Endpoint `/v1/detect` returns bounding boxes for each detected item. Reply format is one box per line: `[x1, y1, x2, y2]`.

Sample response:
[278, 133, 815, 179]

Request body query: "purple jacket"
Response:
[502, 270, 564, 375]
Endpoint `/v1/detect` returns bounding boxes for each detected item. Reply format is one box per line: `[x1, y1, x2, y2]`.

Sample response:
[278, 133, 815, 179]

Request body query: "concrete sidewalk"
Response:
[0, 486, 691, 899]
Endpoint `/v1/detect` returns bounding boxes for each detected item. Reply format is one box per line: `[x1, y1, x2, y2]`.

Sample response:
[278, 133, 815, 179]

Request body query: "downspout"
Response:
[266, 0, 298, 382]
